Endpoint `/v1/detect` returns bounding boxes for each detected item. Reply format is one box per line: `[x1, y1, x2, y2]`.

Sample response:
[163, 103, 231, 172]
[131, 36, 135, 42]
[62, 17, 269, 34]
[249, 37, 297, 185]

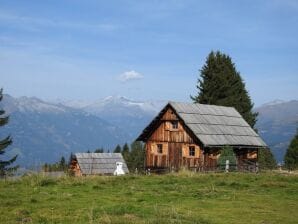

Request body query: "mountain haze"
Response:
[1, 94, 297, 167]
[255, 100, 298, 162]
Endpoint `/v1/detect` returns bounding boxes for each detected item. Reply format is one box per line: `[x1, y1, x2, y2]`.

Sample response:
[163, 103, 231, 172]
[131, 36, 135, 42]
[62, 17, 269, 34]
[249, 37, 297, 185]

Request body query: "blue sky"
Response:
[0, 0, 297, 106]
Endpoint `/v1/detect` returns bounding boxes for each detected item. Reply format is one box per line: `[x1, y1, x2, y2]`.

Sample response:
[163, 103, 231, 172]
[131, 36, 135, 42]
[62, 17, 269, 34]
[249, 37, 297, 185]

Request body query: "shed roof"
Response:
[137, 101, 267, 148]
[75, 153, 129, 175]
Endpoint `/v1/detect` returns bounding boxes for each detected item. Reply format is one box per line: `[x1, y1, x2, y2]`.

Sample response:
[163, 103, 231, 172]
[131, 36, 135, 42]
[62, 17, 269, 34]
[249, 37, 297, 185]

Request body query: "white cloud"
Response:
[119, 70, 144, 82]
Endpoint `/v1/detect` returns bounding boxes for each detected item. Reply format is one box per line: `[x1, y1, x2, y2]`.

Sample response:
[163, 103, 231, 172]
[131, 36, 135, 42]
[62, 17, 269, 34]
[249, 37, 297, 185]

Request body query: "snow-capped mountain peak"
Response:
[2, 95, 67, 114]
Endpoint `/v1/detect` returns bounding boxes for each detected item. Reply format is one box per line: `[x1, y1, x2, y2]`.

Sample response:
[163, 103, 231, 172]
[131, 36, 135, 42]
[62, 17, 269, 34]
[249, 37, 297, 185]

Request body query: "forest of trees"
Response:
[108, 142, 145, 172]
[42, 156, 67, 172]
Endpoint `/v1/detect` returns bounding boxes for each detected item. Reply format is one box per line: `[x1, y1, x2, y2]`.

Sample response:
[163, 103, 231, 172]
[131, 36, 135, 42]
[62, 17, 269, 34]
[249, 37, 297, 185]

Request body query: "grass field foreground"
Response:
[0, 172, 297, 224]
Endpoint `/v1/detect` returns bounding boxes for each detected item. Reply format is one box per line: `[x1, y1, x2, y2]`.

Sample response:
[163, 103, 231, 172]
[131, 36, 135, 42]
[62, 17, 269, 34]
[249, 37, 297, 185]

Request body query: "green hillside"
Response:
[1, 172, 297, 224]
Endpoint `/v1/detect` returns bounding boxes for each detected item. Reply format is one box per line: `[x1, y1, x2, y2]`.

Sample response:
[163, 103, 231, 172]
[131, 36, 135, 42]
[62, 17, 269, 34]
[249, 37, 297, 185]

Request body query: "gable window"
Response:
[189, 146, 195, 156]
[157, 144, 163, 154]
[171, 120, 178, 129]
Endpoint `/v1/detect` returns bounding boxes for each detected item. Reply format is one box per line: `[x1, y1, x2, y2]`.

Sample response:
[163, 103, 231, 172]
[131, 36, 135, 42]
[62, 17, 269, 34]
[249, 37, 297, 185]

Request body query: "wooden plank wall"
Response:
[69, 159, 82, 176]
[146, 108, 202, 169]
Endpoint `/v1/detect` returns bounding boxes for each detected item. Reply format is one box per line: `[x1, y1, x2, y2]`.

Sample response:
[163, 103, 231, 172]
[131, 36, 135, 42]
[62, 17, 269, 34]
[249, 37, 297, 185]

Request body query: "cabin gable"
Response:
[145, 107, 203, 169]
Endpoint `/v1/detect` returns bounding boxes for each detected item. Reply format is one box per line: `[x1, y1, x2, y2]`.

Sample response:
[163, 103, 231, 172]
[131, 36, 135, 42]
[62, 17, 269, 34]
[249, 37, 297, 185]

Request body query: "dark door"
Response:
[168, 143, 182, 170]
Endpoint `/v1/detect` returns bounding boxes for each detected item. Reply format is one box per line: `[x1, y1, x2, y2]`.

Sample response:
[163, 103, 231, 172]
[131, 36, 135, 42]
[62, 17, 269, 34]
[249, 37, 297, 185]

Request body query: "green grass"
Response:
[0, 172, 297, 224]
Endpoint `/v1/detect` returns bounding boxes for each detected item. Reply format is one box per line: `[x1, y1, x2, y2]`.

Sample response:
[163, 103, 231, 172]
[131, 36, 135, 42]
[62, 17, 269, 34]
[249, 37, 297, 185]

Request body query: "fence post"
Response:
[225, 160, 229, 172]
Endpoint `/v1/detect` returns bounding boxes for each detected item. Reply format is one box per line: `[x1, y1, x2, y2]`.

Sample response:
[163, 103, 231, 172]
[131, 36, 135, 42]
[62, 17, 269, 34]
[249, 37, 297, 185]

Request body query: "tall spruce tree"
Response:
[129, 141, 145, 172]
[113, 144, 122, 153]
[192, 51, 257, 128]
[258, 148, 276, 170]
[284, 130, 298, 170]
[0, 89, 18, 177]
[122, 143, 130, 169]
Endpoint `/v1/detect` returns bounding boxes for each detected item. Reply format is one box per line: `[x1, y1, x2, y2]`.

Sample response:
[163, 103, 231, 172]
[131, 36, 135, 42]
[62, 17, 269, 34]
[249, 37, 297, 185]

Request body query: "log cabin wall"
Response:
[70, 159, 82, 176]
[203, 148, 221, 170]
[235, 148, 258, 168]
[145, 108, 203, 170]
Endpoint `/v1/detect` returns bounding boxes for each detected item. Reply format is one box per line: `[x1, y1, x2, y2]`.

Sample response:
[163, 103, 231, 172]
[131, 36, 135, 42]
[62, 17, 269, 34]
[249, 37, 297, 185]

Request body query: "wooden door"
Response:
[168, 143, 182, 170]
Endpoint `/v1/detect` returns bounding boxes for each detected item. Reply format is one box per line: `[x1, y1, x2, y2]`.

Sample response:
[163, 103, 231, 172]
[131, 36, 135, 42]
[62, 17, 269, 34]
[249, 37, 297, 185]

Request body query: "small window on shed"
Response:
[171, 120, 178, 129]
[189, 146, 195, 156]
[157, 144, 163, 154]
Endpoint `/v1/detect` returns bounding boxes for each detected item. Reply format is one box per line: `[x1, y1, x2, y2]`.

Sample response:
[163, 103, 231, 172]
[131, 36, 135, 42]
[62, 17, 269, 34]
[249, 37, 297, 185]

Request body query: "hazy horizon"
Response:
[3, 91, 297, 108]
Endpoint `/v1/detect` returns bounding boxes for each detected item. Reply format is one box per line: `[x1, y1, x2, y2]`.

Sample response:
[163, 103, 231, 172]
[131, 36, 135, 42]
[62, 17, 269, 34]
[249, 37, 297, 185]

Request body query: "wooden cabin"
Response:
[136, 102, 267, 171]
[69, 153, 129, 176]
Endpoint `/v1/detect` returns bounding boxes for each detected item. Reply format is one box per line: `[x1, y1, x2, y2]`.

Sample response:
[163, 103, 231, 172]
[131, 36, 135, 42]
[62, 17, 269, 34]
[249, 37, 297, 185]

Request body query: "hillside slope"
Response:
[255, 100, 298, 162]
[0, 95, 129, 167]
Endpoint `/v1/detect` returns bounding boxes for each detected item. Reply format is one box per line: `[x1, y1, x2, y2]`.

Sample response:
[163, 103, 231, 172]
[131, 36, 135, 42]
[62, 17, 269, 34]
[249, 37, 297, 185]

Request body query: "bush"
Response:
[218, 146, 237, 171]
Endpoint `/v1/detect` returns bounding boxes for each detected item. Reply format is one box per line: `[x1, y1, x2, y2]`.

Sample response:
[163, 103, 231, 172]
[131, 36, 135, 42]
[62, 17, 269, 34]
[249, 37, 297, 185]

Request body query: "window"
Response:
[189, 146, 195, 156]
[157, 144, 163, 154]
[171, 120, 178, 129]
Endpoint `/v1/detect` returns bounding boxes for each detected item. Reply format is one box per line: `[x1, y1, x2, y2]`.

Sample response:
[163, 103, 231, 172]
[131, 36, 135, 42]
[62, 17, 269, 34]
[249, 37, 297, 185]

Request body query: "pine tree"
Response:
[94, 148, 104, 153]
[129, 141, 145, 172]
[113, 144, 122, 153]
[284, 130, 298, 170]
[59, 156, 66, 170]
[68, 152, 75, 166]
[191, 51, 257, 128]
[43, 163, 48, 172]
[0, 89, 18, 177]
[122, 143, 130, 168]
[218, 146, 236, 171]
[258, 148, 276, 170]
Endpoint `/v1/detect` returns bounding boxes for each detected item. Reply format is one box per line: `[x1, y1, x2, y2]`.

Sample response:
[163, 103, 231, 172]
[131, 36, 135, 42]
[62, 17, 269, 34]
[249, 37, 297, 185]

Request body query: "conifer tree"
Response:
[284, 130, 298, 170]
[0, 89, 18, 177]
[258, 148, 276, 170]
[192, 51, 257, 128]
[59, 156, 66, 170]
[129, 141, 145, 171]
[68, 152, 75, 166]
[122, 143, 130, 168]
[94, 148, 104, 153]
[218, 146, 236, 170]
[113, 144, 122, 153]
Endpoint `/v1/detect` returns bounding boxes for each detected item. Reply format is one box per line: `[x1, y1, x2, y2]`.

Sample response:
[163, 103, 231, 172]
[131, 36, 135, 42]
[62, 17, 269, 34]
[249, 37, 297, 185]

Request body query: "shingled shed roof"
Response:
[137, 101, 267, 148]
[75, 153, 129, 175]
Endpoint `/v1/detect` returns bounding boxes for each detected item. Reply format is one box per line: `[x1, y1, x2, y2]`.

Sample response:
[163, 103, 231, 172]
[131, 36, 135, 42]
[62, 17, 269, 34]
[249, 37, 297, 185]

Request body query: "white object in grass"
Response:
[114, 162, 125, 176]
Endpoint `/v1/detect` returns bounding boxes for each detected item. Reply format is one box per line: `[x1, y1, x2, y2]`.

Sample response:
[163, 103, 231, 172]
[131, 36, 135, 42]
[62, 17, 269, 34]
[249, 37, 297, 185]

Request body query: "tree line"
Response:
[90, 142, 145, 172]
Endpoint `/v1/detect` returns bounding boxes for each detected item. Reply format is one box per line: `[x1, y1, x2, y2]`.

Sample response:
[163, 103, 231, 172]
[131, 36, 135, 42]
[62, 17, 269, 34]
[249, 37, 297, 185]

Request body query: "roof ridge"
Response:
[168, 101, 237, 109]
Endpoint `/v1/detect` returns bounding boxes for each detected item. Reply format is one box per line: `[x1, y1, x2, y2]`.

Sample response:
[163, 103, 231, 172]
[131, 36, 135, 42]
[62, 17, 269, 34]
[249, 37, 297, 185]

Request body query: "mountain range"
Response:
[0, 95, 297, 167]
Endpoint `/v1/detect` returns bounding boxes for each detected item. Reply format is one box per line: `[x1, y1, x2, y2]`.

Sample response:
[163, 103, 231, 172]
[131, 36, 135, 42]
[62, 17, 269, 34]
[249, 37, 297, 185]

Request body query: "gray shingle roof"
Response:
[75, 153, 129, 175]
[137, 101, 267, 148]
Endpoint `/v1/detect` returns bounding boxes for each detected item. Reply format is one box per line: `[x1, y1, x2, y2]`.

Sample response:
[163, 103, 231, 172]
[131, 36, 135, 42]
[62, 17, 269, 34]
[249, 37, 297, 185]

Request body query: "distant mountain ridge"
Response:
[0, 94, 297, 167]
[255, 100, 298, 162]
[0, 95, 135, 167]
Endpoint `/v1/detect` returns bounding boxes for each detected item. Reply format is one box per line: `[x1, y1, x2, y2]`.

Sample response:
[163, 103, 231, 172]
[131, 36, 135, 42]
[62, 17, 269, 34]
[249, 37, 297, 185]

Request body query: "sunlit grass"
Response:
[0, 172, 297, 223]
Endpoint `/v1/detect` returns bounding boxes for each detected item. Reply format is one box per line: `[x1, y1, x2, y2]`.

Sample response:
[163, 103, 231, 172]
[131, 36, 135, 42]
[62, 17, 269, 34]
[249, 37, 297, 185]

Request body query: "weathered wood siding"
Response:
[145, 108, 202, 169]
[69, 159, 82, 176]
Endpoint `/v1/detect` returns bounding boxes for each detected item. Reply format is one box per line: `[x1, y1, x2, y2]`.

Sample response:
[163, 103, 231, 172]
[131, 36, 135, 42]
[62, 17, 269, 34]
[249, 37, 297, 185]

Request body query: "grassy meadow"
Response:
[0, 172, 297, 224]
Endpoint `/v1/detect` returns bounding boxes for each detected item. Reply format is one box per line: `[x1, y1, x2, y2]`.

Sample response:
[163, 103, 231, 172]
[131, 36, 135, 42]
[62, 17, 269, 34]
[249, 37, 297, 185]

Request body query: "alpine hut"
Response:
[136, 101, 267, 171]
[70, 153, 129, 176]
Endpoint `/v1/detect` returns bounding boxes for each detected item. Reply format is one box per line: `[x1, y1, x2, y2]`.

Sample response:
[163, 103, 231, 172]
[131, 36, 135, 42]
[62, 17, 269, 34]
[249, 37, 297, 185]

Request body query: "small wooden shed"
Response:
[70, 153, 129, 176]
[137, 101, 267, 171]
